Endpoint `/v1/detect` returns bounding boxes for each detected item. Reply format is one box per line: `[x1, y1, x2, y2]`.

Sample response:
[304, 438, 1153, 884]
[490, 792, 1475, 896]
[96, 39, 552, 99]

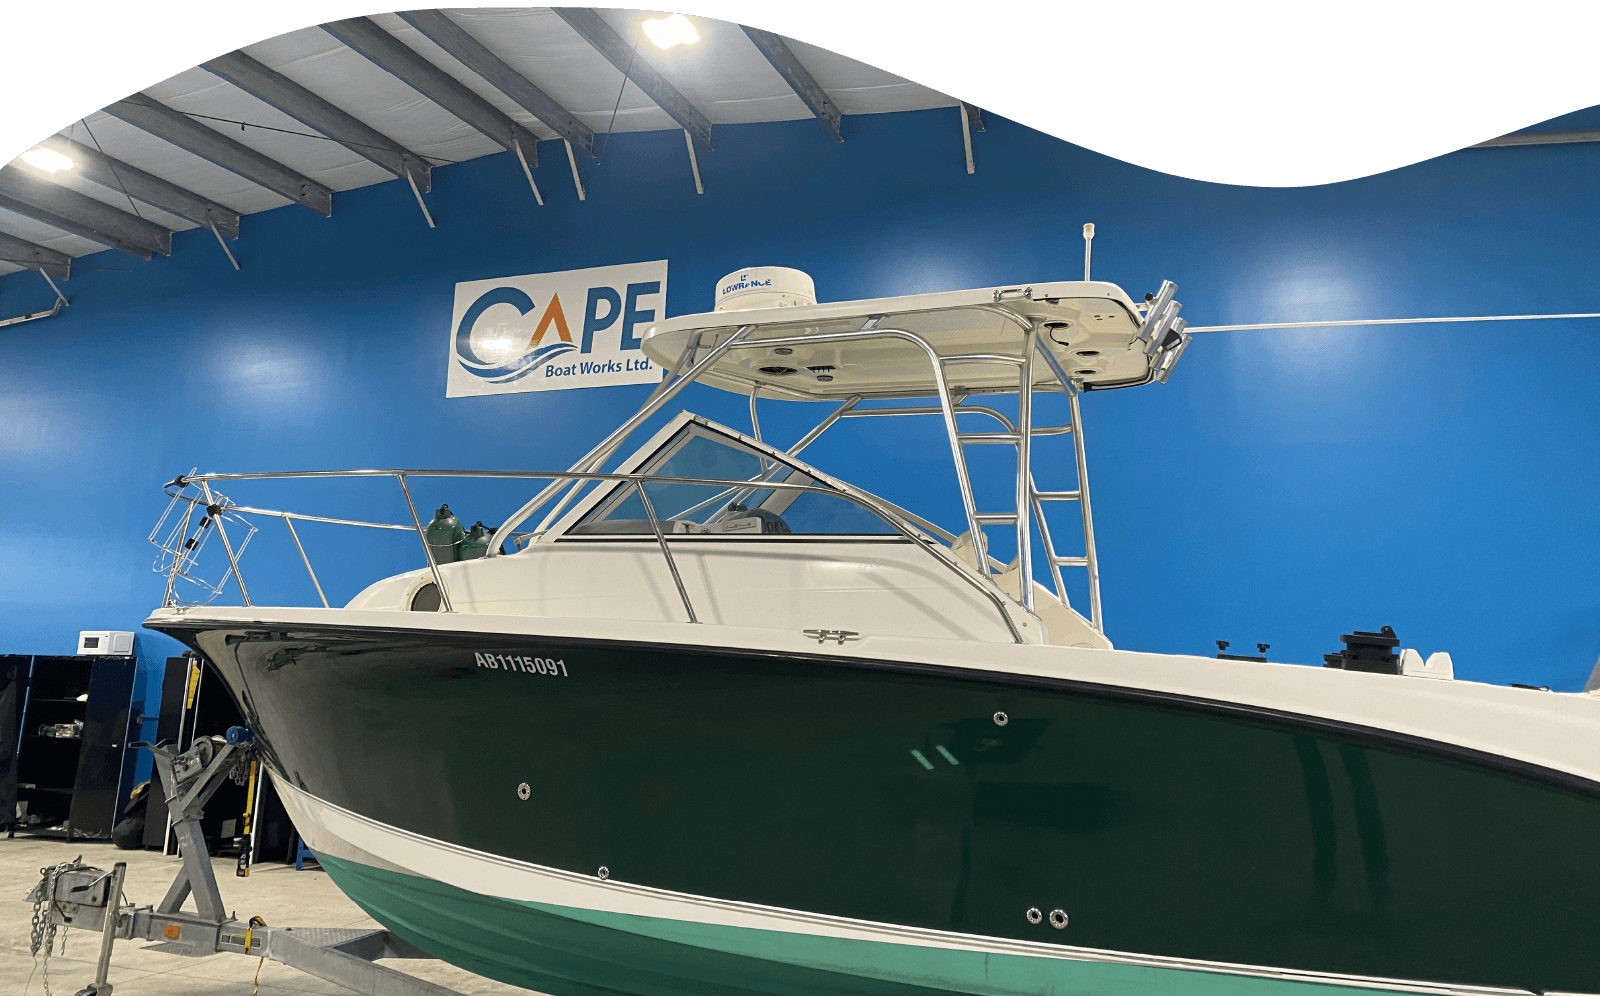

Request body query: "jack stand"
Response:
[26, 736, 468, 996]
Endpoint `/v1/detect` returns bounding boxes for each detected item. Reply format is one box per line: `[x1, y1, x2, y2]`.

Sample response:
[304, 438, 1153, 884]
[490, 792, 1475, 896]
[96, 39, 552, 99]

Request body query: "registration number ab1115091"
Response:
[475, 652, 567, 676]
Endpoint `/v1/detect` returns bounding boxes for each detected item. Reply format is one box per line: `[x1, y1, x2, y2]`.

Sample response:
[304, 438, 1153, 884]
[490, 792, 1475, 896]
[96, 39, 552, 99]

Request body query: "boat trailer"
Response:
[24, 732, 470, 996]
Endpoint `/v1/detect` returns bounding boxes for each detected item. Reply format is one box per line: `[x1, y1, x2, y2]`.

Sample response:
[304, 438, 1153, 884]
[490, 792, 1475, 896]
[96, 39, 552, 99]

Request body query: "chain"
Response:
[29, 860, 76, 996]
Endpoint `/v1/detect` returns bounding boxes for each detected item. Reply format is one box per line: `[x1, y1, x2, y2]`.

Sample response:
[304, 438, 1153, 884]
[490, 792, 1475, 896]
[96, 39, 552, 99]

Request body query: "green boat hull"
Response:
[320, 854, 1409, 996]
[154, 620, 1600, 994]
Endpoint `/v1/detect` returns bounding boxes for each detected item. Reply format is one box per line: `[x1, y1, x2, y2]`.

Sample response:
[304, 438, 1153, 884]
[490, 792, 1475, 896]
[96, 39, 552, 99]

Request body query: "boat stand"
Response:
[24, 735, 468, 996]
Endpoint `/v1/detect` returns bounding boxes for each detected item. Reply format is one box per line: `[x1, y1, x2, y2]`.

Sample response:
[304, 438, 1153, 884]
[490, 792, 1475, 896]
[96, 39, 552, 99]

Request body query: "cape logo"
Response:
[454, 286, 576, 384]
[447, 261, 667, 397]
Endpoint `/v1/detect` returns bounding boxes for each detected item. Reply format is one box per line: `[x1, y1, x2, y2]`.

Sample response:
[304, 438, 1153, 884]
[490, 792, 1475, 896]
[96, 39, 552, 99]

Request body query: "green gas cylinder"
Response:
[459, 521, 490, 561]
[425, 504, 464, 564]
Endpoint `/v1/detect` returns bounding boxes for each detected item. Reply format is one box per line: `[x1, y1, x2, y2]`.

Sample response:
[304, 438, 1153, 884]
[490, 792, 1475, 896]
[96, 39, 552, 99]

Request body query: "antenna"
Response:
[1082, 223, 1095, 281]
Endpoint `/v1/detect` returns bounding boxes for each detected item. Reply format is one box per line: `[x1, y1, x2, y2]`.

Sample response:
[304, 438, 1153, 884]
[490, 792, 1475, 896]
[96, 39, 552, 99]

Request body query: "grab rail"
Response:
[156, 467, 1029, 644]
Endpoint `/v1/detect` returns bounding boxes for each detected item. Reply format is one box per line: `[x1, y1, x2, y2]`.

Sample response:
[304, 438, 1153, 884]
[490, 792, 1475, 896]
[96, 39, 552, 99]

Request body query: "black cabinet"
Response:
[1, 655, 26, 832]
[69, 657, 139, 838]
[12, 655, 138, 839]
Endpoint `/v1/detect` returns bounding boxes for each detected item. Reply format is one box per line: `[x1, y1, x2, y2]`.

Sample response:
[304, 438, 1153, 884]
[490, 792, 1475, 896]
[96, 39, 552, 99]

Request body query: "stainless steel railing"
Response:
[152, 467, 1029, 643]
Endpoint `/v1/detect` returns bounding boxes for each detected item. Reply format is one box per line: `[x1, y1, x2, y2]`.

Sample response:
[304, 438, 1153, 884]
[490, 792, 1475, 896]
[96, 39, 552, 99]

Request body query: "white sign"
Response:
[446, 260, 667, 397]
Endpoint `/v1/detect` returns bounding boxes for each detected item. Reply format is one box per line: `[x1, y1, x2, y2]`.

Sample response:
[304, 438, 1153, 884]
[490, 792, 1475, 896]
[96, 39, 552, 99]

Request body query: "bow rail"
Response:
[151, 467, 1029, 644]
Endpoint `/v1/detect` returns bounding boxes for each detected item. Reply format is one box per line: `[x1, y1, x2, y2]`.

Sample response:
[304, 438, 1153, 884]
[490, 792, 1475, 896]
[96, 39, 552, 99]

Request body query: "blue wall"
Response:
[3, 105, 1599, 713]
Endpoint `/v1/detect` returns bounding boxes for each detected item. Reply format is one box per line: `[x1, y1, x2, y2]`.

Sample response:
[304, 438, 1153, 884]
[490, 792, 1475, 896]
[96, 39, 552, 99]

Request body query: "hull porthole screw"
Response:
[597, 866, 610, 881]
[994, 711, 1009, 727]
[1025, 907, 1042, 925]
[1049, 909, 1068, 929]
[516, 782, 531, 801]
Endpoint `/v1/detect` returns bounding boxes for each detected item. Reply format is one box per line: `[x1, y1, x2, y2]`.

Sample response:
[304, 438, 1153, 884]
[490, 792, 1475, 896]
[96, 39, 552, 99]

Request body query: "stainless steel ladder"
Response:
[940, 334, 1102, 633]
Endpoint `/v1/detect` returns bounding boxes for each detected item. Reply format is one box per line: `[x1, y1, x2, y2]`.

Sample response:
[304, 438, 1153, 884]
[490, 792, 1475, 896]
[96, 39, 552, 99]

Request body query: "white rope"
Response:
[1189, 312, 1600, 333]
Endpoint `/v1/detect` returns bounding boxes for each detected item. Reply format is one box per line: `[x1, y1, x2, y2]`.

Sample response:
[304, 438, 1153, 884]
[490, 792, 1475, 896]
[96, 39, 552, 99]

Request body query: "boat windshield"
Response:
[567, 422, 897, 538]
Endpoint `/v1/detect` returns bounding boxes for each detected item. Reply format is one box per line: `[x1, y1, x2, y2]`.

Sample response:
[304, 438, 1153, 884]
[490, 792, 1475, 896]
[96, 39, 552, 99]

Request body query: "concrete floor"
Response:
[1, 836, 544, 995]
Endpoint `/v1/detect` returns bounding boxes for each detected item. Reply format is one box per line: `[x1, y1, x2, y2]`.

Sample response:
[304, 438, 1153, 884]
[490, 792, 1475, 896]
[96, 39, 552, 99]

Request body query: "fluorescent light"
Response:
[642, 13, 698, 50]
[20, 147, 74, 173]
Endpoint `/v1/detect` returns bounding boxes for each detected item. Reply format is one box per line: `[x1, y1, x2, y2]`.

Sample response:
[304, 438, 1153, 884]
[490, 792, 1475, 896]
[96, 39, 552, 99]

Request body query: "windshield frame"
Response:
[546, 412, 913, 544]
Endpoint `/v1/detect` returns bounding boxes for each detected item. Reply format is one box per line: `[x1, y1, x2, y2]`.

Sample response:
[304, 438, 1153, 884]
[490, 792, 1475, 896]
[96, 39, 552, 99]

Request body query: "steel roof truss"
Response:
[322, 17, 543, 171]
[0, 167, 171, 259]
[0, 230, 71, 279]
[397, 10, 596, 158]
[105, 92, 334, 217]
[203, 50, 433, 193]
[37, 135, 241, 239]
[553, 8, 714, 150]
[0, 193, 152, 260]
[1474, 128, 1600, 148]
[740, 26, 842, 143]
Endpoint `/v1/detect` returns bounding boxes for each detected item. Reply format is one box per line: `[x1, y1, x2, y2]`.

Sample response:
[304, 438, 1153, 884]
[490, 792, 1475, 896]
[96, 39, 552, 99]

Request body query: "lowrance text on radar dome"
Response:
[722, 275, 772, 294]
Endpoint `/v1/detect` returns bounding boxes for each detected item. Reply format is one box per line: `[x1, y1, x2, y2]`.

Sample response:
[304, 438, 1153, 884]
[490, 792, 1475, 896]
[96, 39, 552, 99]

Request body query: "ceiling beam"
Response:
[36, 135, 241, 238]
[740, 27, 841, 143]
[104, 92, 333, 216]
[0, 166, 171, 259]
[323, 17, 544, 165]
[203, 50, 434, 193]
[396, 9, 595, 158]
[553, 8, 714, 150]
[1473, 129, 1600, 148]
[0, 230, 70, 279]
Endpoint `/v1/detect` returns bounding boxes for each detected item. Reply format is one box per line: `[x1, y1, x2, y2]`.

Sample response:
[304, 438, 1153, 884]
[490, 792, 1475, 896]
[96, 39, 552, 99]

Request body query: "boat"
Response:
[143, 267, 1600, 996]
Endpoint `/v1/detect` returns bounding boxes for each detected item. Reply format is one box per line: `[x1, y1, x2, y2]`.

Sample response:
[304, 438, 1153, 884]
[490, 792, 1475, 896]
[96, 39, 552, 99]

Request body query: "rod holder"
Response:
[1139, 280, 1178, 342]
[1145, 305, 1185, 357]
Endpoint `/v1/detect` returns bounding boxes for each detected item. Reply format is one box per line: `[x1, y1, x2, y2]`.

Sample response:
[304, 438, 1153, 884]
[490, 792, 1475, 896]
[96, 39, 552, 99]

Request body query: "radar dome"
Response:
[713, 267, 816, 311]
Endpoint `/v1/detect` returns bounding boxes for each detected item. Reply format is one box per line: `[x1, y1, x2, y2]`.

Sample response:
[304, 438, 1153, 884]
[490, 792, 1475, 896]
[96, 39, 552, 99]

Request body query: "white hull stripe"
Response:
[274, 775, 1532, 996]
[151, 605, 1600, 788]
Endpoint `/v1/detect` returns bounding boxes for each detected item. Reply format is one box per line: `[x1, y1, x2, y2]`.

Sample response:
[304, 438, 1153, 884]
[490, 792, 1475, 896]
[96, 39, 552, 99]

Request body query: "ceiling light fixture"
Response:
[19, 146, 74, 173]
[642, 13, 698, 50]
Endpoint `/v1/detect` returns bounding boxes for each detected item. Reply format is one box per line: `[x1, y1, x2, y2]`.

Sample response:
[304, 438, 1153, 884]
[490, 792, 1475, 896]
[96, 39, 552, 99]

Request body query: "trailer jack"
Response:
[25, 735, 467, 996]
